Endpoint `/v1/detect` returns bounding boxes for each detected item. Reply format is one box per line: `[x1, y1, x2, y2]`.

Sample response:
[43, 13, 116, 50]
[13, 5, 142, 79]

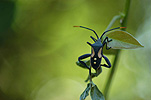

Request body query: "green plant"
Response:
[76, 0, 144, 100]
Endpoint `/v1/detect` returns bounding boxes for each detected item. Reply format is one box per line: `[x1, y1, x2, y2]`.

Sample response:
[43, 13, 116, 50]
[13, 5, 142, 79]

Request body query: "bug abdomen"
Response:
[90, 57, 102, 70]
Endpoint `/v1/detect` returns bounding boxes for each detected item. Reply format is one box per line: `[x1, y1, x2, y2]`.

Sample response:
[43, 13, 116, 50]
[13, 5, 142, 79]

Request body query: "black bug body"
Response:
[89, 39, 102, 70]
[75, 26, 125, 76]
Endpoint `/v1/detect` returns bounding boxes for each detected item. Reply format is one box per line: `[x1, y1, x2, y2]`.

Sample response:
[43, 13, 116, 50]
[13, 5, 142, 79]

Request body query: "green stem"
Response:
[103, 0, 131, 99]
[90, 72, 92, 82]
[121, 0, 131, 29]
[103, 49, 120, 99]
[105, 15, 121, 30]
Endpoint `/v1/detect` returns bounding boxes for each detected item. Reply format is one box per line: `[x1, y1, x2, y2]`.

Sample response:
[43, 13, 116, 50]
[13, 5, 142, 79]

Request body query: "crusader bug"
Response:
[74, 26, 126, 76]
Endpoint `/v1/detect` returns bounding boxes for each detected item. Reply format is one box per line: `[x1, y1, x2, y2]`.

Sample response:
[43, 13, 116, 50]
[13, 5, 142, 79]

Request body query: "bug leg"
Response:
[103, 36, 112, 43]
[103, 41, 111, 50]
[78, 54, 91, 69]
[107, 38, 112, 42]
[87, 42, 92, 47]
[89, 68, 92, 81]
[78, 54, 92, 81]
[90, 36, 97, 42]
[101, 55, 111, 68]
[103, 37, 112, 50]
[106, 44, 111, 50]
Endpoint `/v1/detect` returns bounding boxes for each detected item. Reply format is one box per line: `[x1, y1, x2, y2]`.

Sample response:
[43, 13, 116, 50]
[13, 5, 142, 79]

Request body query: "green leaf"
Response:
[90, 85, 105, 100]
[80, 83, 91, 100]
[106, 30, 144, 49]
[103, 47, 118, 55]
[76, 60, 90, 69]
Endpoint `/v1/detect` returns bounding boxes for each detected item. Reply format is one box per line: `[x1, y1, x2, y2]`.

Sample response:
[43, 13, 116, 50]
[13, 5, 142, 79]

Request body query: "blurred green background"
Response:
[0, 0, 151, 100]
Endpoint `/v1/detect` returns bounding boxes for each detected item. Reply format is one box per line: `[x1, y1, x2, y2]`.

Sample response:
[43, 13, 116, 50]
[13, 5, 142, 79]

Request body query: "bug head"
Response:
[74, 26, 126, 50]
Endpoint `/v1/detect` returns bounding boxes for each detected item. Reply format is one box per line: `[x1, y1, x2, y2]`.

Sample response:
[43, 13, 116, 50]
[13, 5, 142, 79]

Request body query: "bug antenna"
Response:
[74, 26, 99, 39]
[100, 27, 126, 39]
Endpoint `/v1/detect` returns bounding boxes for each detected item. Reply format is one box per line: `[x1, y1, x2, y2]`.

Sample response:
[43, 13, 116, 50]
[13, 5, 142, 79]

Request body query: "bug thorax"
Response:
[91, 40, 103, 58]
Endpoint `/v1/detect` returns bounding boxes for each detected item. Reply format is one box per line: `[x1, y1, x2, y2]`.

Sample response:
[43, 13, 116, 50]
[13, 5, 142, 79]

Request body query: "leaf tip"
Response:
[140, 45, 144, 47]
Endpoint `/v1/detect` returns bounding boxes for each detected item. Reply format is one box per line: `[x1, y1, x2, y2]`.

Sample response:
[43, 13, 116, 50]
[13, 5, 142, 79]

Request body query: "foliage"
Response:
[105, 30, 144, 49]
[76, 27, 143, 99]
[76, 0, 144, 100]
[0, 0, 150, 100]
[80, 82, 105, 100]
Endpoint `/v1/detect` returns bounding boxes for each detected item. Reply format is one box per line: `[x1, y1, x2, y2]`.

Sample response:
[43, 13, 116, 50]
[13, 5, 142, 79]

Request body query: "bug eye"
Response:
[91, 47, 95, 57]
[98, 48, 102, 58]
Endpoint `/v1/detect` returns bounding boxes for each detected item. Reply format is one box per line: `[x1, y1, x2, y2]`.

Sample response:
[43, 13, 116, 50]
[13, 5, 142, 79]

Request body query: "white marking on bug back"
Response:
[94, 58, 97, 60]
[94, 62, 96, 64]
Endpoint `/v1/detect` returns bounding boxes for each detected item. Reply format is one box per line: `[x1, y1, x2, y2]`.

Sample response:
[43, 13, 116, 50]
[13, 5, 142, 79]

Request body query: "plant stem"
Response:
[121, 0, 131, 29]
[103, 49, 120, 99]
[105, 15, 121, 30]
[103, 0, 131, 99]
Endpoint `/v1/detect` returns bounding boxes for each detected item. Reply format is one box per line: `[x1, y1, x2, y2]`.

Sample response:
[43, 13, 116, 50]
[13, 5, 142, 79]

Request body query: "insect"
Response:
[74, 26, 126, 76]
